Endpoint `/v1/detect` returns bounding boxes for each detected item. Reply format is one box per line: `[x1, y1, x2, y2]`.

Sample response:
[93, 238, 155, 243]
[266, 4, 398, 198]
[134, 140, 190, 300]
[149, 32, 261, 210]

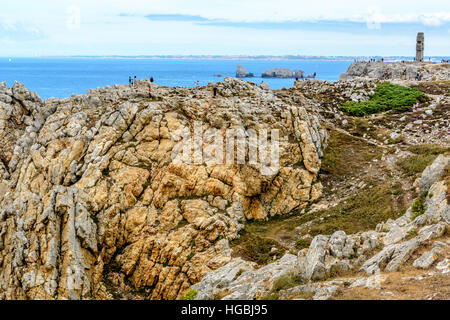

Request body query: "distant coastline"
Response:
[3, 55, 450, 61]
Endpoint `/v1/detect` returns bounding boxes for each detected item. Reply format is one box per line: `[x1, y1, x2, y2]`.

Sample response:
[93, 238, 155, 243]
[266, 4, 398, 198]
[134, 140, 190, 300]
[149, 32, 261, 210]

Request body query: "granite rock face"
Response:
[340, 62, 450, 81]
[0, 78, 327, 300]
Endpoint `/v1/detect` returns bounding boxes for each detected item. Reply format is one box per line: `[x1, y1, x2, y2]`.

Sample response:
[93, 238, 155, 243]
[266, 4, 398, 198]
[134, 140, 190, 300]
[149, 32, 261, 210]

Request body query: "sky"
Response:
[0, 0, 449, 57]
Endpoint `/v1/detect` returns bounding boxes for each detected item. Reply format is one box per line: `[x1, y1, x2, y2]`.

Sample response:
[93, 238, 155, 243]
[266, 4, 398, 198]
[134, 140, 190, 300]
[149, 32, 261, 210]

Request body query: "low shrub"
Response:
[341, 82, 427, 116]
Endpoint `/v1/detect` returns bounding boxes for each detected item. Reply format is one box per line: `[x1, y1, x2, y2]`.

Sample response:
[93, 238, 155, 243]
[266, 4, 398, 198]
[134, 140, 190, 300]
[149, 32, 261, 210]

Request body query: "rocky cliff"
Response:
[340, 61, 450, 81]
[0, 78, 327, 300]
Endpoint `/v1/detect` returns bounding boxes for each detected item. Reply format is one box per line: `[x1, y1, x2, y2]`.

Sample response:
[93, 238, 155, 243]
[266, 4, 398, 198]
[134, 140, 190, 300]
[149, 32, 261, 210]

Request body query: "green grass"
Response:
[180, 289, 198, 300]
[272, 273, 304, 292]
[397, 145, 449, 176]
[231, 233, 285, 265]
[341, 82, 428, 116]
[411, 193, 427, 220]
[295, 183, 403, 236]
[295, 239, 311, 250]
[320, 129, 381, 176]
[407, 144, 450, 156]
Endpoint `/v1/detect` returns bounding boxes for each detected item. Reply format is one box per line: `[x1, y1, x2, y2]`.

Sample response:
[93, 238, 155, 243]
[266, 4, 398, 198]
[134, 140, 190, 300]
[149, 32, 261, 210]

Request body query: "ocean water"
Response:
[0, 58, 353, 100]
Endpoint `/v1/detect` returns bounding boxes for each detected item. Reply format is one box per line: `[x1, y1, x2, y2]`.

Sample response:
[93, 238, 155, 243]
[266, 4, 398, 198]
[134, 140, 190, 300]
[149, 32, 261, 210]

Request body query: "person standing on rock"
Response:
[213, 85, 217, 98]
[134, 76, 137, 88]
[129, 76, 132, 87]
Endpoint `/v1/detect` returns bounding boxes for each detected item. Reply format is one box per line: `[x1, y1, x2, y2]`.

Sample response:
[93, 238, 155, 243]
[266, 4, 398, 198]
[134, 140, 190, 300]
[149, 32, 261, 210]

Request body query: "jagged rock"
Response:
[235, 65, 254, 78]
[0, 79, 327, 300]
[413, 247, 442, 269]
[192, 259, 256, 300]
[193, 253, 297, 300]
[259, 81, 271, 91]
[436, 259, 450, 274]
[419, 154, 449, 193]
[350, 274, 388, 290]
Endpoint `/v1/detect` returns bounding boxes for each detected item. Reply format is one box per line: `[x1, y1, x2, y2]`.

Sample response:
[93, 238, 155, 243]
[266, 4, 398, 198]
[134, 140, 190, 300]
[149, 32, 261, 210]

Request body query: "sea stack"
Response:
[416, 32, 424, 62]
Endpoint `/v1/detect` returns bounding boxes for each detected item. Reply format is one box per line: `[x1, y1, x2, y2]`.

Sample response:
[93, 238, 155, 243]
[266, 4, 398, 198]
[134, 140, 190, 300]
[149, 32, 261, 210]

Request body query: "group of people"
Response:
[128, 76, 155, 88]
[441, 59, 449, 63]
[128, 76, 137, 87]
[128, 75, 155, 98]
[354, 58, 384, 63]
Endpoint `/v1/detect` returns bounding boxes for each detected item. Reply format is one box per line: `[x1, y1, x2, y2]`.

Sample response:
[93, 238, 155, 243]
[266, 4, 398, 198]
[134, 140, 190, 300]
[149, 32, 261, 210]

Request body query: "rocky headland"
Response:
[340, 61, 450, 81]
[0, 78, 326, 300]
[0, 74, 449, 301]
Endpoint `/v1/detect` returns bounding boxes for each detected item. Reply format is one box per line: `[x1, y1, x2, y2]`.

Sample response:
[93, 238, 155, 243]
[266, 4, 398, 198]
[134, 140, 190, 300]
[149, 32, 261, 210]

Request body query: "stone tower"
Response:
[416, 32, 424, 62]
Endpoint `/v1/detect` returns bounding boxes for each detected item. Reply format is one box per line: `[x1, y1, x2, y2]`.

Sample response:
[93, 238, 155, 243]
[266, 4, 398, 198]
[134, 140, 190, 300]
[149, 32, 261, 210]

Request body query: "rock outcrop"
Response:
[235, 65, 254, 78]
[262, 68, 304, 79]
[191, 155, 449, 300]
[340, 61, 450, 81]
[0, 77, 327, 300]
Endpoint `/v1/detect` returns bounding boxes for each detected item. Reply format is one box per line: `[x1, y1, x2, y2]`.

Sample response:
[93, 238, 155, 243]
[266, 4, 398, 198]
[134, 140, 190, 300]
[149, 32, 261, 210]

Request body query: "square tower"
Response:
[416, 32, 424, 62]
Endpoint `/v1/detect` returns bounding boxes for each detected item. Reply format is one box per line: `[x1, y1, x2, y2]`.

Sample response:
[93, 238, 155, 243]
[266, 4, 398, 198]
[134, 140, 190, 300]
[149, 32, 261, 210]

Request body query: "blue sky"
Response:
[0, 0, 449, 57]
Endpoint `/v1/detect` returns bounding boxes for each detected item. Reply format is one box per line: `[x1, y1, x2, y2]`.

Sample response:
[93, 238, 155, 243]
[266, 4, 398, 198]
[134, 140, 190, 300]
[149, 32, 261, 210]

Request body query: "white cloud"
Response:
[1, 0, 450, 56]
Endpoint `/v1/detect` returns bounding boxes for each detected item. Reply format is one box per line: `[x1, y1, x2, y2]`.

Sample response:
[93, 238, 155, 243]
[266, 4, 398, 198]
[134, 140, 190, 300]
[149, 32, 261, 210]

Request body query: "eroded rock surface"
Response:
[0, 78, 327, 300]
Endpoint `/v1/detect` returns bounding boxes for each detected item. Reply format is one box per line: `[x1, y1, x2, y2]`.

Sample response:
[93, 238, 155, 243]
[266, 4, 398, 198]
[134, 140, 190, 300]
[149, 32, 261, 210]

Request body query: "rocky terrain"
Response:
[0, 78, 326, 300]
[192, 154, 449, 300]
[0, 74, 448, 301]
[340, 61, 450, 81]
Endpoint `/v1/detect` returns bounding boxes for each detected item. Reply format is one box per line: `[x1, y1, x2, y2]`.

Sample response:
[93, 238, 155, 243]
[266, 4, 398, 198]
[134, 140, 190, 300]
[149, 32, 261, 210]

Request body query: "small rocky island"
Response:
[235, 65, 254, 78]
[262, 68, 304, 79]
[235, 65, 305, 79]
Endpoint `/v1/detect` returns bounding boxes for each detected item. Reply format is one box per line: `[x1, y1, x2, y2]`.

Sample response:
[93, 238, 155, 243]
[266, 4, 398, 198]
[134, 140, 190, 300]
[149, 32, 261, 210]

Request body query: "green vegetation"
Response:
[411, 193, 427, 220]
[272, 273, 304, 292]
[295, 239, 311, 250]
[341, 82, 428, 116]
[397, 144, 450, 176]
[294, 183, 403, 236]
[231, 233, 285, 265]
[180, 289, 198, 300]
[261, 293, 280, 300]
[320, 129, 381, 176]
[406, 228, 418, 239]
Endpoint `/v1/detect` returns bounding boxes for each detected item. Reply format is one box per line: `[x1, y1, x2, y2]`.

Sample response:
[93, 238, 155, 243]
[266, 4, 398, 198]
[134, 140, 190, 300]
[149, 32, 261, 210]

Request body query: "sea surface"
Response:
[0, 58, 354, 100]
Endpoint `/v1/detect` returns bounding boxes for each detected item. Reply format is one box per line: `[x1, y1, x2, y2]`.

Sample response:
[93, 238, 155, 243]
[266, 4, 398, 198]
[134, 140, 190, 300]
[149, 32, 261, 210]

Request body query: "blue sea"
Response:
[0, 58, 353, 100]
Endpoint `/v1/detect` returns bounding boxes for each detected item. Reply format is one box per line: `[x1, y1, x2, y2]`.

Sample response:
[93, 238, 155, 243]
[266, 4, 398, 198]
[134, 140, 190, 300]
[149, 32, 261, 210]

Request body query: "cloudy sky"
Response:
[1, 0, 449, 57]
